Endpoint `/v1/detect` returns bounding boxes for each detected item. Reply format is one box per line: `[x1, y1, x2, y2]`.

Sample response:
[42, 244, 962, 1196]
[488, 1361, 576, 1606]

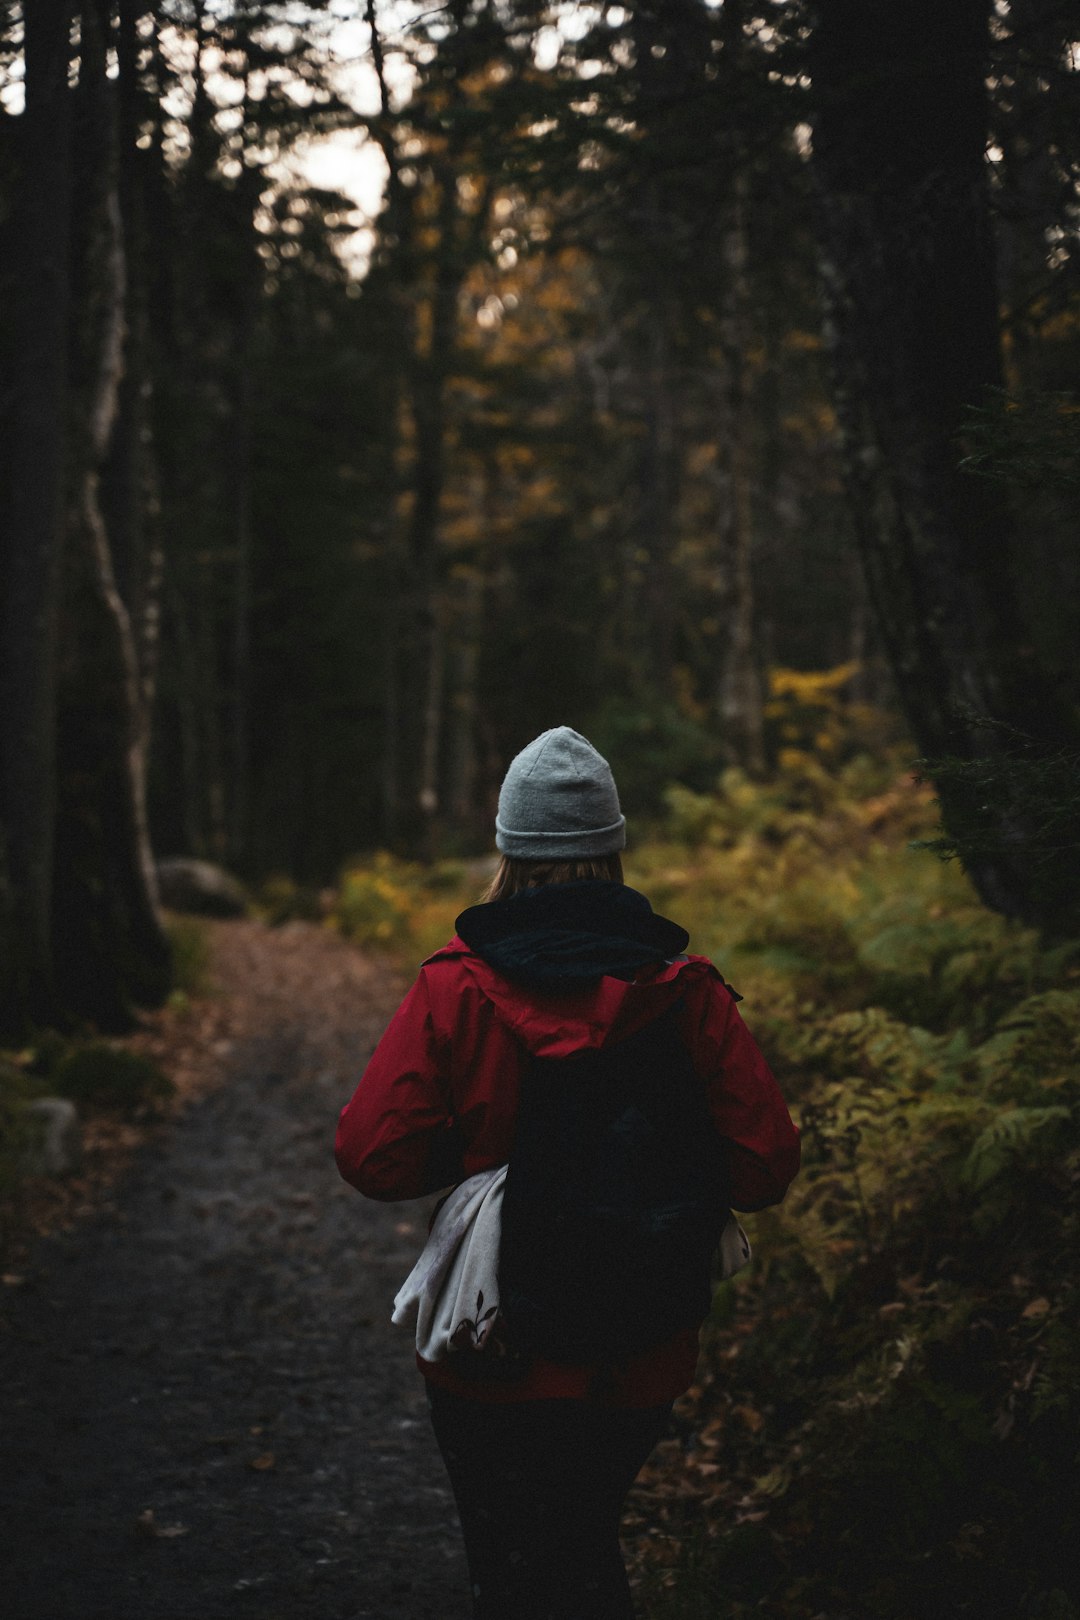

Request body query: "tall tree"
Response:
[1, 0, 76, 1024]
[811, 0, 1080, 934]
[50, 0, 172, 1022]
[366, 0, 522, 848]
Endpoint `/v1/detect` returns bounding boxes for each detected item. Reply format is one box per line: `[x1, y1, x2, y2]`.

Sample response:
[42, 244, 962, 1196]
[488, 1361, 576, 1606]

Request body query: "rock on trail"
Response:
[0, 923, 470, 1620]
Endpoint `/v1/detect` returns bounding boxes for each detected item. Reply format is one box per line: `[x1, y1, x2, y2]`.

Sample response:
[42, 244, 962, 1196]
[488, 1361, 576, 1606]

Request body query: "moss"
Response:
[165, 915, 213, 997]
[54, 1043, 173, 1115]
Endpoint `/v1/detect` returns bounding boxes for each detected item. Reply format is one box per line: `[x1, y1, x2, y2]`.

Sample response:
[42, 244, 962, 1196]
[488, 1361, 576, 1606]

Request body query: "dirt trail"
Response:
[0, 923, 470, 1620]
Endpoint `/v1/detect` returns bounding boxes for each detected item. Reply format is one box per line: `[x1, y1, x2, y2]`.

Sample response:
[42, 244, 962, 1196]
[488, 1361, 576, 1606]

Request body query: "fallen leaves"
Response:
[753, 1461, 793, 1498]
[731, 1402, 765, 1434]
[1, 918, 406, 1266]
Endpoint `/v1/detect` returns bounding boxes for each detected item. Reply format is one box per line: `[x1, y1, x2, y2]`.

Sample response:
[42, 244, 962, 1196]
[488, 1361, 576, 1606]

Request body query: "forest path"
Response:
[0, 922, 469, 1620]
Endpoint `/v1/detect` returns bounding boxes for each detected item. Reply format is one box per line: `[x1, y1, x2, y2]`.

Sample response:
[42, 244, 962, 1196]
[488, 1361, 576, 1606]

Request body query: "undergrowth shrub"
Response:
[332, 853, 472, 962]
[165, 915, 213, 997]
[974, 987, 1080, 1104]
[256, 874, 325, 926]
[0, 1056, 44, 1197]
[54, 1044, 174, 1115]
[615, 756, 1080, 1618]
[336, 855, 418, 948]
[764, 664, 906, 765]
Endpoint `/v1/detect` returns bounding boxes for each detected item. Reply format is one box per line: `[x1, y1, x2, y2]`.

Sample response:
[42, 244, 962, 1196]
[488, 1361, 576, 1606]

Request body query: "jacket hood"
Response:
[454, 880, 689, 989]
[424, 882, 736, 1058]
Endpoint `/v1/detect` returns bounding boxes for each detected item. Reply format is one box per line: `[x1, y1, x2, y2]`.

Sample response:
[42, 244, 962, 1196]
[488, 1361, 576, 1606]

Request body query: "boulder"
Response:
[24, 1097, 82, 1176]
[157, 858, 248, 918]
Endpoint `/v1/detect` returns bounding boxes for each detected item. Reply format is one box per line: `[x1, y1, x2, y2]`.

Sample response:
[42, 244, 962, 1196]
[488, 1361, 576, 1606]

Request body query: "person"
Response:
[335, 727, 800, 1620]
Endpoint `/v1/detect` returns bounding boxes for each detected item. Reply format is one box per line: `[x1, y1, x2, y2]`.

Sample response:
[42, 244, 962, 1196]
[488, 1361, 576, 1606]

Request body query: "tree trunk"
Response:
[105, 0, 166, 711]
[714, 4, 765, 772]
[0, 0, 76, 1027]
[367, 0, 423, 845]
[847, 554, 872, 705]
[159, 0, 226, 863]
[228, 152, 261, 871]
[448, 565, 484, 835]
[380, 590, 402, 845]
[231, 346, 254, 868]
[628, 1, 713, 710]
[418, 599, 447, 862]
[639, 186, 679, 698]
[811, 0, 1080, 932]
[167, 572, 207, 857]
[406, 156, 494, 847]
[53, 0, 170, 1020]
[408, 154, 461, 844]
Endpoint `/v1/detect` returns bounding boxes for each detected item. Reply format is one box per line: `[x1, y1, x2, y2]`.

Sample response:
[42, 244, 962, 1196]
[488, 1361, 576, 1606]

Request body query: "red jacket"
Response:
[336, 930, 799, 1405]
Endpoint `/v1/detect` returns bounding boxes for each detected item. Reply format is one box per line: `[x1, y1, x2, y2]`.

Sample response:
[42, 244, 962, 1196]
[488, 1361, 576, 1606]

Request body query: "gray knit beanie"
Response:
[495, 727, 626, 859]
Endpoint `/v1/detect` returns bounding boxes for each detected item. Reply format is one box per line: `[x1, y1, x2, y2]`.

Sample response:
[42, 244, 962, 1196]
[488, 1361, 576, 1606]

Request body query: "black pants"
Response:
[427, 1385, 672, 1620]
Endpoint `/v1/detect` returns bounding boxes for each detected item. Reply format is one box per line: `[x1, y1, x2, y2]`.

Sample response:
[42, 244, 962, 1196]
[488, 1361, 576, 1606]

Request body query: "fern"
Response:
[974, 988, 1080, 1103]
[961, 1106, 1072, 1192]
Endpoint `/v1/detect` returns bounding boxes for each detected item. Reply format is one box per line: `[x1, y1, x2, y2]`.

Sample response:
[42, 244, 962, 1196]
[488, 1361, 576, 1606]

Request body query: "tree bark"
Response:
[811, 0, 1079, 931]
[367, 0, 418, 841]
[418, 597, 446, 862]
[716, 173, 764, 773]
[228, 141, 262, 869]
[409, 154, 462, 845]
[448, 563, 484, 835]
[0, 0, 76, 1025]
[54, 0, 170, 1018]
[715, 1, 764, 772]
[406, 158, 492, 844]
[231, 340, 254, 867]
[167, 572, 207, 857]
[639, 185, 679, 698]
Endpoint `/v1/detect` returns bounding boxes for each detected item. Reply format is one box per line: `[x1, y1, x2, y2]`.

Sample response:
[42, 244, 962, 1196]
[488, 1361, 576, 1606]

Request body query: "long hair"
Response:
[481, 853, 624, 904]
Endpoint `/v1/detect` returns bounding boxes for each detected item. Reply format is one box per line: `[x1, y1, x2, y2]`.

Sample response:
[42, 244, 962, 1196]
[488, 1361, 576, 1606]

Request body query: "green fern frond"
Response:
[961, 1106, 1072, 1192]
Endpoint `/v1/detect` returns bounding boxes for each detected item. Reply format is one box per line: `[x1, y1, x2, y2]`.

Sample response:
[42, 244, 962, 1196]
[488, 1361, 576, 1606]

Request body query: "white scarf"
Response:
[392, 1167, 507, 1362]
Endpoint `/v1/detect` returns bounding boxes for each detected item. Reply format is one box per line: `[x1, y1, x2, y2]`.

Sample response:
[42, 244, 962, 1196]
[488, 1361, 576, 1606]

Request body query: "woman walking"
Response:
[335, 727, 799, 1620]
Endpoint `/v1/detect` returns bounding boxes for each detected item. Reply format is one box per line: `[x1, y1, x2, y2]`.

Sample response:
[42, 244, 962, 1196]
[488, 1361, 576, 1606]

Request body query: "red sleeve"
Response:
[682, 972, 801, 1211]
[334, 971, 461, 1201]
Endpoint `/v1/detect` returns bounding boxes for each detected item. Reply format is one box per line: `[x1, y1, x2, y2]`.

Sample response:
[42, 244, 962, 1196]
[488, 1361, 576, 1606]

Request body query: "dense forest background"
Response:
[3, 7, 1080, 1618]
[2, 0, 1078, 1029]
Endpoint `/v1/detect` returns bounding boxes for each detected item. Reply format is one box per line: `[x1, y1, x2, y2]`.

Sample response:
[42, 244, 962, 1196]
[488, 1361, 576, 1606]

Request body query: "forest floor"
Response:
[0, 921, 478, 1620]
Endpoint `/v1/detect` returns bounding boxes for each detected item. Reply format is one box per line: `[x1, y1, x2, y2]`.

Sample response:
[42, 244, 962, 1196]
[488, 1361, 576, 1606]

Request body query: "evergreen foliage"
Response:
[3, 2, 1078, 1027]
[916, 383, 1080, 938]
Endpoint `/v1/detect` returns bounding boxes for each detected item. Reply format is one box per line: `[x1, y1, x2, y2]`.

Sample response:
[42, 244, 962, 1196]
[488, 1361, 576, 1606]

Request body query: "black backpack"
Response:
[496, 1003, 730, 1365]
